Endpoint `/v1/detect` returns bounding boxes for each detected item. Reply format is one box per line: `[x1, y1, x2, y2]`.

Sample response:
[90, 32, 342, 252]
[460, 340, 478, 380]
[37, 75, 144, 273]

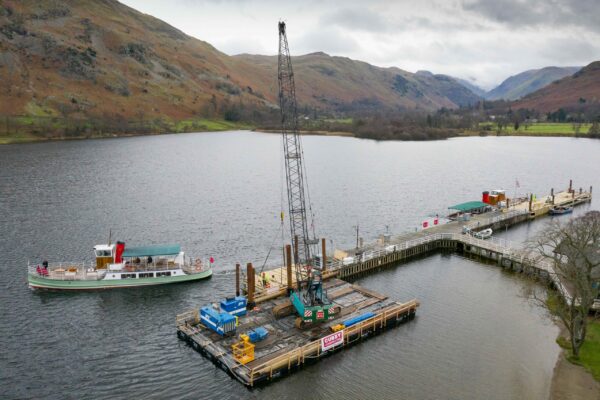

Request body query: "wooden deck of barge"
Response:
[176, 280, 418, 387]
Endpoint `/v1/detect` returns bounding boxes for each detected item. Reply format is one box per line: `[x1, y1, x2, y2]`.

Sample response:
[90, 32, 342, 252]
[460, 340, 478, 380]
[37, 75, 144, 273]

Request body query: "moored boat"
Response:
[28, 241, 212, 290]
[470, 228, 493, 240]
[549, 205, 573, 215]
[462, 227, 493, 240]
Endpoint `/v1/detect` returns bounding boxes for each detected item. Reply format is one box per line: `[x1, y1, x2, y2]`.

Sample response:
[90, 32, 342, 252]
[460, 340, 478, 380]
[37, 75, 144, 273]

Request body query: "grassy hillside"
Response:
[514, 62, 600, 113]
[0, 0, 274, 140]
[0, 0, 483, 142]
[487, 66, 581, 101]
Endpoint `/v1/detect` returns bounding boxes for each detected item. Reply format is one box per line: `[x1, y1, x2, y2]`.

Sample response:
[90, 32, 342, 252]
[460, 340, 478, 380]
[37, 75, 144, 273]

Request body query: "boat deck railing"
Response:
[27, 260, 209, 280]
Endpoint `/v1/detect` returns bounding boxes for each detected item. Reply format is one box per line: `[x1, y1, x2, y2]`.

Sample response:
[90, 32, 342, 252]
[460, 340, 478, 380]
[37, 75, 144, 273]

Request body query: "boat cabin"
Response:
[92, 242, 185, 272]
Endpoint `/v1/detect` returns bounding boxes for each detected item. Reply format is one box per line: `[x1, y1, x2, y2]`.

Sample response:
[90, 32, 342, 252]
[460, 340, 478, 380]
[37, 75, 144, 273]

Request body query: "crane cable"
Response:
[258, 137, 287, 275]
[258, 218, 284, 275]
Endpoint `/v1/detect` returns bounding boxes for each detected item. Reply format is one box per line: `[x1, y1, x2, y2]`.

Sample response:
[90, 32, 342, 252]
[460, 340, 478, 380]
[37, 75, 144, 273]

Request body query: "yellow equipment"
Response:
[232, 334, 255, 365]
[330, 324, 344, 332]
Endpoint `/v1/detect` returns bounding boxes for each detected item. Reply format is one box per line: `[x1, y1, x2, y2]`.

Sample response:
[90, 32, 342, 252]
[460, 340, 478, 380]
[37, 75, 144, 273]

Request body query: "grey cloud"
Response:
[320, 8, 390, 33]
[538, 37, 600, 64]
[462, 0, 600, 32]
[294, 27, 361, 55]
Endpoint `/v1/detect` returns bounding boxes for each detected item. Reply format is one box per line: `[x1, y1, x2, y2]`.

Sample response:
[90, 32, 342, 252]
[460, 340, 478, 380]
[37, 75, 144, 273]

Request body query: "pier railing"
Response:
[465, 209, 529, 231]
[245, 299, 419, 386]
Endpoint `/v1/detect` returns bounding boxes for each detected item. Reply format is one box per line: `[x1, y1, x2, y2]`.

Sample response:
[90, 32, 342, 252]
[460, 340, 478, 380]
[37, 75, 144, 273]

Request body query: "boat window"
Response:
[120, 273, 137, 279]
[156, 271, 172, 277]
[139, 272, 154, 278]
[96, 250, 112, 257]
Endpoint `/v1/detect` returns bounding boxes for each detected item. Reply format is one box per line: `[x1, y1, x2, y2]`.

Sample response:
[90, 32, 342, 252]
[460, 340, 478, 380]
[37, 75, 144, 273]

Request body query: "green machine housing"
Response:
[290, 291, 336, 322]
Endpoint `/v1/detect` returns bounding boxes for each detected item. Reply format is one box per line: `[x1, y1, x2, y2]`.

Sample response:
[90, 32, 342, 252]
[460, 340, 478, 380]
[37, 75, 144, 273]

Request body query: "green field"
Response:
[478, 122, 591, 136]
[323, 117, 353, 124]
[0, 117, 253, 144]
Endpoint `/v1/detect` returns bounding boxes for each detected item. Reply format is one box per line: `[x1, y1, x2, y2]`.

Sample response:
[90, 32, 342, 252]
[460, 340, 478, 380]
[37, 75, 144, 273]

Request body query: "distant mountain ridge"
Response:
[485, 66, 581, 100]
[514, 61, 600, 113]
[236, 56, 481, 112]
[452, 77, 487, 98]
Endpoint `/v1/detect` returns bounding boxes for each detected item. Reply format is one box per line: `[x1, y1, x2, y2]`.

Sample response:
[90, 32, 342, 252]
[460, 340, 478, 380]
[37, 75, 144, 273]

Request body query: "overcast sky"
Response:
[120, 0, 600, 89]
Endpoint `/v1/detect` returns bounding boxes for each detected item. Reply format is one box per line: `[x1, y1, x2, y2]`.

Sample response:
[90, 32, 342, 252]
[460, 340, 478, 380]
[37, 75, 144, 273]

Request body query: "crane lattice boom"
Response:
[278, 21, 313, 269]
[278, 21, 331, 319]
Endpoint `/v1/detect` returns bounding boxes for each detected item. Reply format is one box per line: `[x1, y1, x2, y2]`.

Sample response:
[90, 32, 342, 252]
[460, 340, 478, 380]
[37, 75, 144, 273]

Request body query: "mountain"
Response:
[0, 0, 480, 131]
[453, 77, 487, 98]
[513, 61, 600, 113]
[486, 66, 581, 100]
[416, 71, 486, 98]
[0, 0, 270, 124]
[236, 56, 481, 112]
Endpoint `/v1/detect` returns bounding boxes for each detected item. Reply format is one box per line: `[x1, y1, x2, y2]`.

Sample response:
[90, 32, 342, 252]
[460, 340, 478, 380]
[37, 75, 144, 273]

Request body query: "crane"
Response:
[277, 21, 334, 327]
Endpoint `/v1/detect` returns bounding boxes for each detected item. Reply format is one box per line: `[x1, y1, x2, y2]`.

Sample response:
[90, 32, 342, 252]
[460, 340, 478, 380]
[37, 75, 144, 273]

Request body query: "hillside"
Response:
[237, 55, 481, 113]
[486, 66, 581, 100]
[514, 61, 600, 114]
[0, 0, 272, 130]
[0, 0, 481, 139]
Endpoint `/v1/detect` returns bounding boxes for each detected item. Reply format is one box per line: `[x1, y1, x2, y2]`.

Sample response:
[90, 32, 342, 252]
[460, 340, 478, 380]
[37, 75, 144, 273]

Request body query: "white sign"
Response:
[321, 331, 344, 352]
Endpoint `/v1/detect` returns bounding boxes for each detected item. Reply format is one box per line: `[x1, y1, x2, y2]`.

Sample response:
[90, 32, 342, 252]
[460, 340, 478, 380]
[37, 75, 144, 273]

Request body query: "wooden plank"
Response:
[351, 284, 388, 300]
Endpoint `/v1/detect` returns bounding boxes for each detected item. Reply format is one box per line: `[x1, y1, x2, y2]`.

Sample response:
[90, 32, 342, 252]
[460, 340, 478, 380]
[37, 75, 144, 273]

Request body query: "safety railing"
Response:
[465, 209, 529, 231]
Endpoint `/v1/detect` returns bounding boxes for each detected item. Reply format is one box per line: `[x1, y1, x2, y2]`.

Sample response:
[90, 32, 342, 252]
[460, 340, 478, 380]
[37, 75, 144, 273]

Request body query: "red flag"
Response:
[209, 257, 214, 264]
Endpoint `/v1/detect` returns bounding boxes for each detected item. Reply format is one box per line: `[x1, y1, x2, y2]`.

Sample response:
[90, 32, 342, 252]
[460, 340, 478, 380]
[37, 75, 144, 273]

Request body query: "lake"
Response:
[1, 132, 598, 399]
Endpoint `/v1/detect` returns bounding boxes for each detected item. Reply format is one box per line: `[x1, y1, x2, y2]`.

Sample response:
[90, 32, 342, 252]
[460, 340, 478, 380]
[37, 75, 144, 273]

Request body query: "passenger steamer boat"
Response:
[28, 241, 212, 290]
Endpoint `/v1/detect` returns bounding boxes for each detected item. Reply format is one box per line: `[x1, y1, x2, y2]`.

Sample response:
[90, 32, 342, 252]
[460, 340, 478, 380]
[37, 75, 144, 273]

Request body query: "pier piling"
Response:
[321, 238, 327, 272]
[247, 263, 255, 308]
[235, 263, 240, 296]
[285, 244, 293, 294]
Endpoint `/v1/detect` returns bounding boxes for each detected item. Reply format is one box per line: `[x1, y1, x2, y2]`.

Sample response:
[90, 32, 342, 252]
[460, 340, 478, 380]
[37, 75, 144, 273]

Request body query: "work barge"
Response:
[176, 185, 593, 387]
[177, 279, 418, 387]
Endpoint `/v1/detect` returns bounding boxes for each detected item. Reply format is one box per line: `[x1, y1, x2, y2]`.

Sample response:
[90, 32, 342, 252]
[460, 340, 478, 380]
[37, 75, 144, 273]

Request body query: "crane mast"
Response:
[278, 21, 333, 325]
[278, 21, 312, 270]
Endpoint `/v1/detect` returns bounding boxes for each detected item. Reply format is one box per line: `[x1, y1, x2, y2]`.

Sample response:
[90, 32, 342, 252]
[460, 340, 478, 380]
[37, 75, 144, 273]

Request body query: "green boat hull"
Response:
[28, 269, 212, 290]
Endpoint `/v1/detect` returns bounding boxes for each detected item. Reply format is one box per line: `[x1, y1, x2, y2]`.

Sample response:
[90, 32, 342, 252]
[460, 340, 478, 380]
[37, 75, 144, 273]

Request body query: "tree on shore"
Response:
[528, 211, 600, 357]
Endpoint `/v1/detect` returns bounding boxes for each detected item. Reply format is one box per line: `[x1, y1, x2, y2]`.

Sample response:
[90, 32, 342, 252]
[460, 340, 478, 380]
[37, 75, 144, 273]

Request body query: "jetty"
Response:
[176, 184, 592, 387]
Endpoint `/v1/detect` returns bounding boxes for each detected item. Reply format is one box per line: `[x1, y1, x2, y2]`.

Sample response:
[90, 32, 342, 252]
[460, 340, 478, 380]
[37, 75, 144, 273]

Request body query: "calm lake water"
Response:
[1, 132, 599, 399]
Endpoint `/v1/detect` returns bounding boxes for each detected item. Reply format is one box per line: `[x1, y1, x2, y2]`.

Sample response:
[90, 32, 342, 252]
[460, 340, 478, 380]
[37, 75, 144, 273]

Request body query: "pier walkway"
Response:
[251, 190, 592, 305]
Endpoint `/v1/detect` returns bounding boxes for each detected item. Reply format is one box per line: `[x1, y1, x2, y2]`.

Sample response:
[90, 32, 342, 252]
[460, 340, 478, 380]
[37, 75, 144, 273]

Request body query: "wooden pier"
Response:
[176, 186, 592, 386]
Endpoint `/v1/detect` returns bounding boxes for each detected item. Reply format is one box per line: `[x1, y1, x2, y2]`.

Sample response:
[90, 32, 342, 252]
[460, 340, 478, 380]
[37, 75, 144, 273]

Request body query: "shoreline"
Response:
[254, 128, 355, 138]
[0, 126, 252, 145]
[550, 324, 600, 400]
[2, 127, 595, 145]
